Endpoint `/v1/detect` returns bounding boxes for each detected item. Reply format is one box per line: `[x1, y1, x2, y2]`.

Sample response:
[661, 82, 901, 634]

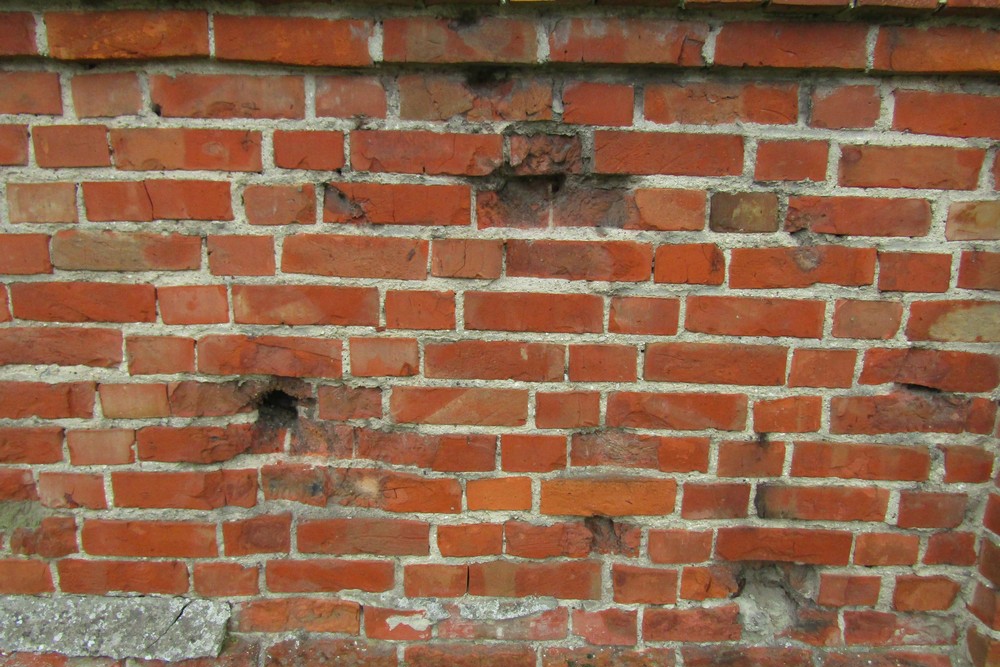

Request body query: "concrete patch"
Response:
[0, 596, 230, 660]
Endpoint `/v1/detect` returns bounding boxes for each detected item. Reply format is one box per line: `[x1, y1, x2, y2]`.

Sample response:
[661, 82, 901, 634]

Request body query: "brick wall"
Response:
[0, 2, 998, 666]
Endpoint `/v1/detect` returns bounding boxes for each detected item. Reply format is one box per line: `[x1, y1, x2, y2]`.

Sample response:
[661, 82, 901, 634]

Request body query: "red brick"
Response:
[572, 433, 708, 473]
[0, 560, 54, 594]
[594, 131, 743, 176]
[299, 518, 428, 556]
[391, 387, 527, 426]
[893, 576, 960, 612]
[682, 483, 750, 519]
[83, 180, 232, 221]
[541, 477, 676, 516]
[894, 90, 1000, 139]
[59, 559, 187, 595]
[273, 131, 345, 171]
[505, 521, 593, 559]
[569, 344, 637, 382]
[874, 25, 1000, 73]
[438, 524, 503, 557]
[792, 442, 930, 481]
[754, 396, 822, 433]
[233, 285, 378, 326]
[426, 340, 563, 382]
[126, 336, 195, 375]
[352, 130, 502, 176]
[266, 559, 393, 593]
[0, 234, 51, 274]
[789, 349, 856, 388]
[438, 607, 569, 642]
[898, 491, 967, 528]
[399, 74, 551, 122]
[908, 300, 1000, 342]
[549, 18, 705, 64]
[841, 144, 983, 190]
[468, 477, 532, 511]
[788, 195, 931, 237]
[166, 379, 264, 418]
[151, 74, 304, 119]
[947, 201, 1000, 240]
[403, 563, 468, 598]
[686, 296, 824, 338]
[509, 134, 584, 175]
[386, 290, 455, 330]
[0, 381, 93, 419]
[350, 337, 418, 377]
[654, 244, 725, 285]
[195, 563, 259, 597]
[717, 527, 852, 565]
[111, 128, 262, 172]
[833, 392, 994, 435]
[33, 125, 110, 168]
[833, 299, 903, 339]
[12, 282, 156, 324]
[0, 318, 54, 362]
[282, 234, 427, 280]
[98, 383, 169, 418]
[244, 184, 315, 226]
[315, 76, 386, 118]
[0, 72, 61, 115]
[0, 124, 28, 165]
[716, 22, 867, 69]
[37, 472, 106, 509]
[508, 239, 651, 282]
[266, 639, 394, 667]
[942, 445, 993, 483]
[138, 424, 273, 464]
[681, 565, 741, 601]
[710, 192, 779, 233]
[384, 17, 537, 64]
[51, 230, 200, 272]
[843, 610, 957, 646]
[502, 434, 567, 472]
[237, 598, 358, 633]
[613, 565, 679, 604]
[8, 183, 77, 223]
[324, 182, 470, 227]
[406, 645, 535, 667]
[72, 72, 142, 117]
[563, 82, 634, 126]
[157, 285, 227, 325]
[543, 648, 676, 667]
[207, 235, 275, 276]
[609, 296, 680, 335]
[819, 573, 880, 606]
[359, 431, 492, 473]
[757, 485, 888, 522]
[645, 342, 787, 386]
[536, 393, 600, 430]
[0, 468, 37, 501]
[573, 609, 636, 646]
[82, 519, 215, 558]
[215, 15, 372, 66]
[465, 291, 602, 333]
[432, 239, 503, 279]
[10, 516, 77, 558]
[469, 560, 601, 599]
[646, 82, 797, 125]
[199, 335, 341, 378]
[67, 429, 134, 466]
[365, 607, 432, 641]
[810, 85, 881, 129]
[608, 391, 747, 431]
[0, 12, 36, 56]
[112, 470, 256, 509]
[755, 140, 828, 182]
[0, 427, 63, 464]
[46, 11, 208, 59]
[959, 251, 1000, 290]
[878, 252, 952, 292]
[644, 605, 742, 642]
[861, 348, 999, 392]
[717, 439, 786, 478]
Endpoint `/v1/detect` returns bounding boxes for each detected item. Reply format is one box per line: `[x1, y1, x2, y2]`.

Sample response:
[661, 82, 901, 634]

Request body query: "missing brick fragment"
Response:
[255, 389, 299, 429]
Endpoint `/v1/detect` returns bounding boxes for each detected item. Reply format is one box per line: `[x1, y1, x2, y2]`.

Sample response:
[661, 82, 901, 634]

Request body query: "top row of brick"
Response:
[1, 12, 998, 75]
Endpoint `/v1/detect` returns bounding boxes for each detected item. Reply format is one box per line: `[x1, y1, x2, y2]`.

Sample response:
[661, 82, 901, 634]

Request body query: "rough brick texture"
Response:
[0, 3, 998, 666]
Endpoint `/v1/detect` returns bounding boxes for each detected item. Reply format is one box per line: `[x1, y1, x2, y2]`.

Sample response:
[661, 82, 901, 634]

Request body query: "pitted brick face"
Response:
[0, 3, 998, 666]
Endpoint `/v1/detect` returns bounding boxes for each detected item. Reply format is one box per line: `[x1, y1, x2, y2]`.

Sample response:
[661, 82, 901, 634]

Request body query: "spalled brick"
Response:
[384, 17, 538, 64]
[646, 82, 798, 125]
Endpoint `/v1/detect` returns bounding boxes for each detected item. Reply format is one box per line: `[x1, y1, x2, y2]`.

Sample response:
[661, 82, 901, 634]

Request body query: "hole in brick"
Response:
[898, 382, 942, 394]
[255, 389, 299, 429]
[151, 102, 162, 117]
